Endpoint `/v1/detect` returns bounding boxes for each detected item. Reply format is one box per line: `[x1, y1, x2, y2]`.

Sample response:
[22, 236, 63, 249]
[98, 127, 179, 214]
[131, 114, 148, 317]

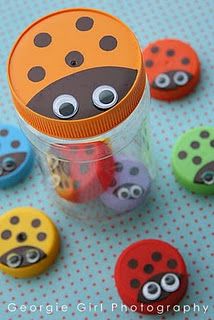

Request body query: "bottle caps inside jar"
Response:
[8, 8, 146, 139]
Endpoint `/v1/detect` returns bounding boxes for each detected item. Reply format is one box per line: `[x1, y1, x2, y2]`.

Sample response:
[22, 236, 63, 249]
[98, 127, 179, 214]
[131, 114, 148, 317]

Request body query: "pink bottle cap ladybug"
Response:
[100, 157, 151, 212]
[114, 239, 188, 314]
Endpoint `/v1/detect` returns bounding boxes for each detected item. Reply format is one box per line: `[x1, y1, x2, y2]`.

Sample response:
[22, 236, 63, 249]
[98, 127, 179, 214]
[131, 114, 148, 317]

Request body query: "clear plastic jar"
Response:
[8, 8, 154, 220]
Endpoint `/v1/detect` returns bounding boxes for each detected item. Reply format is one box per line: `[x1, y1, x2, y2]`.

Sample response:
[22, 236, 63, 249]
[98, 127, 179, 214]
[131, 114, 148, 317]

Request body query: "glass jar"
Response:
[7, 8, 154, 220]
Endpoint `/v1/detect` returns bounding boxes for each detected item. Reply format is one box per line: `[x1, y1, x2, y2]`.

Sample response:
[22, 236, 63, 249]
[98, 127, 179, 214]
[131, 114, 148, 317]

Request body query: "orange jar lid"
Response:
[8, 8, 146, 139]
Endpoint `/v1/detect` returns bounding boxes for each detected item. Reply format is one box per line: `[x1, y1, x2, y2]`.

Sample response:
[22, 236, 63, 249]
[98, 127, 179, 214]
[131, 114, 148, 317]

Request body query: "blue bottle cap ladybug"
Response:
[0, 124, 34, 188]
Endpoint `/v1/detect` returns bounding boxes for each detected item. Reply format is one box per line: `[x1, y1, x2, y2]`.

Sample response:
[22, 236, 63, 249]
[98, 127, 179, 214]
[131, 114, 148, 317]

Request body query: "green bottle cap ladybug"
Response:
[172, 127, 214, 195]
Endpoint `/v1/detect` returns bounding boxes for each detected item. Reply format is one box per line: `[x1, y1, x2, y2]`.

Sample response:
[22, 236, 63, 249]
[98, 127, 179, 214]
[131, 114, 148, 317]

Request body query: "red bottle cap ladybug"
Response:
[47, 141, 114, 203]
[143, 39, 200, 101]
[114, 239, 188, 315]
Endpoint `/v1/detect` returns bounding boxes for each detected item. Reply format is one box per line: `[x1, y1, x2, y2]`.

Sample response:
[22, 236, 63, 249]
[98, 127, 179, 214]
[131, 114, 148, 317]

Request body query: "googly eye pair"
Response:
[117, 185, 143, 200]
[53, 85, 118, 119]
[2, 157, 17, 172]
[142, 274, 180, 301]
[6, 249, 40, 268]
[202, 171, 214, 185]
[155, 71, 189, 88]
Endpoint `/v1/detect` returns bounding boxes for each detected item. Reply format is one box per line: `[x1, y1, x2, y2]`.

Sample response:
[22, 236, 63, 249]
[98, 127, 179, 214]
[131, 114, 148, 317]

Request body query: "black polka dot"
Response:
[192, 156, 202, 165]
[166, 49, 175, 56]
[115, 162, 123, 172]
[167, 259, 178, 269]
[144, 264, 154, 274]
[190, 141, 200, 149]
[37, 232, 47, 241]
[10, 216, 19, 224]
[130, 167, 139, 176]
[128, 259, 138, 269]
[16, 232, 27, 242]
[34, 33, 52, 47]
[32, 219, 41, 228]
[11, 140, 20, 148]
[151, 46, 159, 53]
[145, 59, 153, 68]
[152, 252, 162, 261]
[65, 51, 84, 67]
[80, 164, 89, 174]
[73, 180, 80, 190]
[99, 36, 117, 51]
[1, 230, 11, 239]
[28, 66, 46, 82]
[76, 17, 94, 31]
[181, 57, 190, 65]
[200, 131, 210, 138]
[85, 145, 94, 155]
[210, 140, 214, 147]
[130, 279, 140, 288]
[178, 151, 187, 159]
[0, 129, 8, 136]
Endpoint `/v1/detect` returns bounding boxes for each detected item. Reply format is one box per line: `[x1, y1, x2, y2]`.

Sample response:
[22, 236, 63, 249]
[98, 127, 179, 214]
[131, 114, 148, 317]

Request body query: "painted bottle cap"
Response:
[0, 207, 60, 278]
[172, 126, 214, 194]
[114, 239, 188, 314]
[8, 8, 146, 139]
[0, 124, 34, 188]
[143, 39, 200, 101]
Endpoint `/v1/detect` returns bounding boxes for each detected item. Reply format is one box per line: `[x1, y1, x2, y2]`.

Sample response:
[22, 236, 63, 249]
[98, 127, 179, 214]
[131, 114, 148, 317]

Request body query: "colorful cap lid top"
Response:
[0, 124, 34, 188]
[8, 8, 145, 139]
[172, 127, 214, 194]
[0, 207, 60, 278]
[143, 39, 200, 101]
[114, 239, 188, 315]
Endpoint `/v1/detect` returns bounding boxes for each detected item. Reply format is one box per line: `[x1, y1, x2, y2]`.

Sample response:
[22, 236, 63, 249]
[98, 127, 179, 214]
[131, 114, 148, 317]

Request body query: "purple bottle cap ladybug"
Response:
[100, 157, 151, 212]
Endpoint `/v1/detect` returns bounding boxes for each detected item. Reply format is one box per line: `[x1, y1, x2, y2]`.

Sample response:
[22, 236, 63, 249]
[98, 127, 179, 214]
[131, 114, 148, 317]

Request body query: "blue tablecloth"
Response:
[0, 0, 213, 319]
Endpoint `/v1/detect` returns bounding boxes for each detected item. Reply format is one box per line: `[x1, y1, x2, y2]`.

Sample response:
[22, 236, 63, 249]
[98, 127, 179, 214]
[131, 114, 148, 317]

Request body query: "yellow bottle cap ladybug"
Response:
[0, 207, 60, 278]
[8, 8, 146, 139]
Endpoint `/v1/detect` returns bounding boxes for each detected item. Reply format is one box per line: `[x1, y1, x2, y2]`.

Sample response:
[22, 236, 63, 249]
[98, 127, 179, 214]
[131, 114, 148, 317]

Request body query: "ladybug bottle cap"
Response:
[8, 8, 146, 139]
[115, 239, 188, 315]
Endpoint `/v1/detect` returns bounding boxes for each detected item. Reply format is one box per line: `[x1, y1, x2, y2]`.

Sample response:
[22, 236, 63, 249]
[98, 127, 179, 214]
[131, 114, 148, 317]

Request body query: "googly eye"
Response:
[92, 85, 118, 110]
[130, 185, 143, 199]
[26, 249, 41, 264]
[117, 187, 130, 200]
[161, 273, 180, 293]
[173, 71, 189, 86]
[155, 74, 170, 88]
[53, 94, 79, 119]
[2, 157, 17, 172]
[6, 253, 22, 268]
[142, 281, 161, 301]
[51, 174, 61, 188]
[202, 171, 214, 185]
[47, 155, 59, 170]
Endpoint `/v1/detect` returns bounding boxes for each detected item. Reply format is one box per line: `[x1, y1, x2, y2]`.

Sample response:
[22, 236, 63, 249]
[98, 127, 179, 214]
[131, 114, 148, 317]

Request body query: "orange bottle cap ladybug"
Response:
[114, 239, 188, 315]
[8, 8, 146, 139]
[143, 39, 200, 101]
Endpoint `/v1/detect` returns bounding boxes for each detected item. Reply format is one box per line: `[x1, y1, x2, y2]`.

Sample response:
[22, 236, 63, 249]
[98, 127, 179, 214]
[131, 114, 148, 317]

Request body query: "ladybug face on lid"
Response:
[143, 39, 200, 101]
[0, 207, 60, 278]
[8, 9, 145, 138]
[0, 125, 34, 188]
[172, 127, 214, 194]
[114, 239, 188, 314]
[100, 158, 151, 212]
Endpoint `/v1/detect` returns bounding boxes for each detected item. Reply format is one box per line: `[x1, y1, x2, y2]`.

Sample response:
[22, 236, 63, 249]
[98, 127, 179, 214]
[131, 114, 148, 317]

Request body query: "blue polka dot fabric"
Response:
[0, 1, 213, 319]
